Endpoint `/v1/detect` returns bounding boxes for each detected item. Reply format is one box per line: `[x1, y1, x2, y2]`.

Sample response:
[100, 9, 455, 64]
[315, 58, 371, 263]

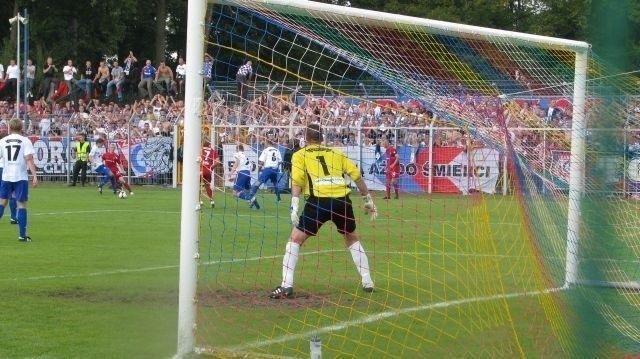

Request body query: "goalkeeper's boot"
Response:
[269, 286, 293, 299]
[362, 276, 375, 293]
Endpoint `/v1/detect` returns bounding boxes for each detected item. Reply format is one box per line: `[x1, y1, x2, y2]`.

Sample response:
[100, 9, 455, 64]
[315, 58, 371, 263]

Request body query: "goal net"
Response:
[187, 0, 640, 357]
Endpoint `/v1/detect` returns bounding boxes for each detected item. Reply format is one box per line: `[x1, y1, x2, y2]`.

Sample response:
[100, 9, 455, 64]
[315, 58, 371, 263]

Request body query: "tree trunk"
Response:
[155, 0, 167, 63]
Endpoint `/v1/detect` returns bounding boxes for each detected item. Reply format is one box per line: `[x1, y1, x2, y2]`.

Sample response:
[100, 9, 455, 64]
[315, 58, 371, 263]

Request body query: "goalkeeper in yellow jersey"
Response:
[269, 124, 377, 299]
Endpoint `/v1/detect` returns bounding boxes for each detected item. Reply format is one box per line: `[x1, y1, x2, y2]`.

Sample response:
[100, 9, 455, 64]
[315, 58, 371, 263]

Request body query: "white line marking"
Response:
[31, 209, 181, 216]
[2, 249, 636, 282]
[223, 286, 568, 352]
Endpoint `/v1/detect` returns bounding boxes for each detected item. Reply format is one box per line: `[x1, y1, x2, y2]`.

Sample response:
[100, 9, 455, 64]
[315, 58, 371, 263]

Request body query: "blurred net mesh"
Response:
[193, 1, 640, 357]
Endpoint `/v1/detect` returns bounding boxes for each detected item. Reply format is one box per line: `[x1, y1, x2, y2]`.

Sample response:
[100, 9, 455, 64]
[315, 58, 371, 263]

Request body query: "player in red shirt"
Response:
[382, 138, 399, 199]
[201, 140, 220, 208]
[103, 143, 134, 196]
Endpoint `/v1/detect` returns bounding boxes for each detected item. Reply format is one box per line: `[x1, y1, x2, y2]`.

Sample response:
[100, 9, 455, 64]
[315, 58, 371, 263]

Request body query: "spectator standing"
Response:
[175, 57, 186, 96]
[122, 51, 138, 96]
[62, 59, 78, 95]
[94, 61, 110, 98]
[106, 61, 125, 101]
[24, 59, 36, 98]
[236, 60, 253, 101]
[138, 59, 156, 100]
[154, 61, 173, 95]
[76, 60, 95, 99]
[4, 59, 20, 102]
[203, 53, 213, 89]
[0, 119, 38, 242]
[41, 57, 57, 101]
[69, 133, 91, 187]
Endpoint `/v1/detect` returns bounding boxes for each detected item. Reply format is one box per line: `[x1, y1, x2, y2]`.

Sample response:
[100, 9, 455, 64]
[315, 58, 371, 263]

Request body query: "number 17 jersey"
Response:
[0, 134, 34, 182]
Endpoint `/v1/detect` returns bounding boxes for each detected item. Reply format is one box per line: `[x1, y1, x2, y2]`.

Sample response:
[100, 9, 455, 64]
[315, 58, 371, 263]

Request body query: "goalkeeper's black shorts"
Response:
[297, 195, 356, 236]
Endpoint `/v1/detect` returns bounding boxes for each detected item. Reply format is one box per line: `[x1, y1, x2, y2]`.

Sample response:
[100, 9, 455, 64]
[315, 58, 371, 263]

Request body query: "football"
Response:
[118, 191, 127, 199]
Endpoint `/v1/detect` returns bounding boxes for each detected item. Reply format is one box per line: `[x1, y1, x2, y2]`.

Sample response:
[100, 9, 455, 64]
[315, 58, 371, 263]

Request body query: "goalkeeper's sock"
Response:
[281, 242, 300, 288]
[17, 208, 27, 238]
[348, 241, 373, 286]
[9, 198, 17, 220]
[0, 204, 5, 219]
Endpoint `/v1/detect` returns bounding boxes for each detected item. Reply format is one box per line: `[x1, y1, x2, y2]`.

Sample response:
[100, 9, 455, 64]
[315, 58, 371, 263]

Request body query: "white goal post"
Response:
[176, 0, 590, 357]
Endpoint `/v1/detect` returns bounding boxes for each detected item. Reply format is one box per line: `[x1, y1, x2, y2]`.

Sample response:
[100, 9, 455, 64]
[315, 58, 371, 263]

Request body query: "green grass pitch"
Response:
[4, 184, 633, 358]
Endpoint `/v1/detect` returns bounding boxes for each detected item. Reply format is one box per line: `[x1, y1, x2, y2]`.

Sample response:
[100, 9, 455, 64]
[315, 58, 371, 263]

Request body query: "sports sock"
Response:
[17, 208, 27, 237]
[281, 242, 300, 288]
[238, 192, 252, 201]
[348, 241, 373, 286]
[0, 203, 5, 218]
[9, 198, 17, 219]
[249, 183, 259, 198]
[205, 185, 213, 200]
[110, 177, 117, 190]
[274, 184, 281, 201]
[99, 175, 110, 188]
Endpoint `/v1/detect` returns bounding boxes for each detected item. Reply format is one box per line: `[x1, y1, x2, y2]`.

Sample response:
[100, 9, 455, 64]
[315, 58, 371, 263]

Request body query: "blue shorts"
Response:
[95, 164, 112, 177]
[258, 167, 279, 185]
[233, 170, 251, 192]
[0, 180, 29, 202]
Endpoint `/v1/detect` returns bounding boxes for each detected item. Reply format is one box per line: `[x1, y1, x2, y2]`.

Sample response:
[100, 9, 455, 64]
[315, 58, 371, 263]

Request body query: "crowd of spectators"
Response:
[3, 52, 638, 181]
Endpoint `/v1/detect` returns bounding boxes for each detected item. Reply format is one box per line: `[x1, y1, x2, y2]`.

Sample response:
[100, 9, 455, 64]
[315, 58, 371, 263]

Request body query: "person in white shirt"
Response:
[0, 62, 4, 80]
[174, 57, 186, 95]
[0, 119, 38, 242]
[248, 133, 283, 202]
[24, 59, 36, 96]
[0, 133, 18, 225]
[4, 59, 20, 101]
[227, 143, 260, 209]
[88, 138, 115, 194]
[62, 59, 78, 93]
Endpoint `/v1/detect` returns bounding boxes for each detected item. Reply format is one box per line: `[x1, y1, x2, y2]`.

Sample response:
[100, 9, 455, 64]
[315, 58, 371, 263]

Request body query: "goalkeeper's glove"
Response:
[363, 194, 377, 221]
[290, 196, 300, 227]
